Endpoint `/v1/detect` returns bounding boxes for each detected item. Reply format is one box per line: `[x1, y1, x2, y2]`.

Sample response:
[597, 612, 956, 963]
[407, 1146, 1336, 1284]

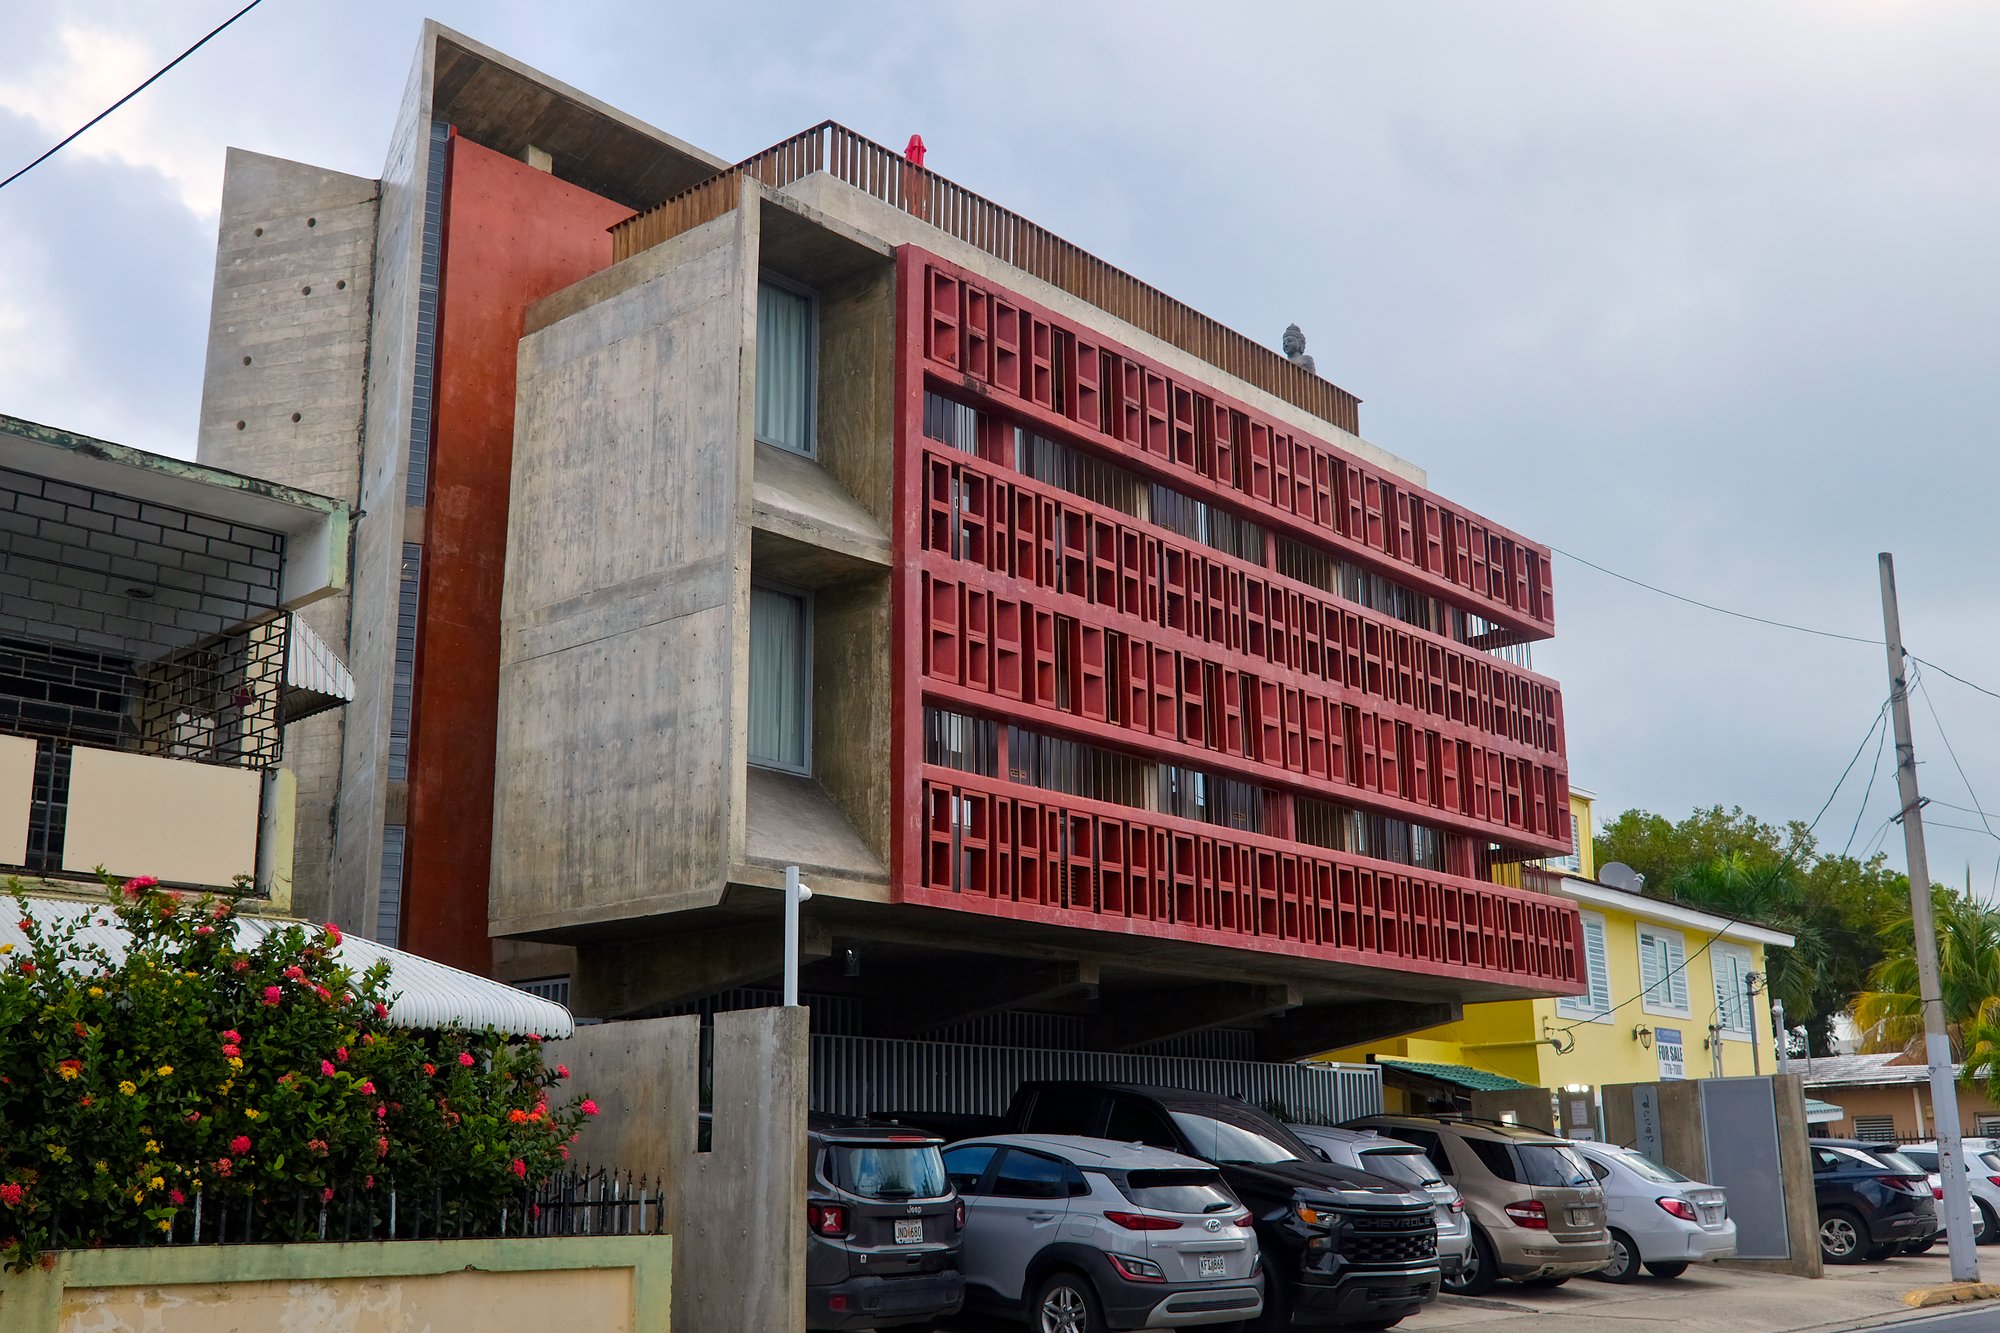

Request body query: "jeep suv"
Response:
[1003, 1082, 1440, 1329]
[805, 1120, 967, 1329]
[1345, 1115, 1609, 1295]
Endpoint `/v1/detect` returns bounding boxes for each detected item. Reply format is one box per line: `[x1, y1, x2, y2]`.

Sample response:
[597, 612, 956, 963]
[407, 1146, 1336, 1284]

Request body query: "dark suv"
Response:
[1001, 1082, 1440, 1330]
[1809, 1137, 1938, 1264]
[806, 1119, 967, 1329]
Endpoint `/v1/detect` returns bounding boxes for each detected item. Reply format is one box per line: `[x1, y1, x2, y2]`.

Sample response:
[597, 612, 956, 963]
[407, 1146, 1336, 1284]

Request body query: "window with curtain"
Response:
[1638, 926, 1689, 1016]
[749, 585, 809, 771]
[756, 279, 816, 454]
[1556, 913, 1612, 1021]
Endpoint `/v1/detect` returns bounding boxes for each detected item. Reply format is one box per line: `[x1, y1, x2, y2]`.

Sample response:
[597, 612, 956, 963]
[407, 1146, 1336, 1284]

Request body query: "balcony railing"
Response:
[610, 121, 1363, 437]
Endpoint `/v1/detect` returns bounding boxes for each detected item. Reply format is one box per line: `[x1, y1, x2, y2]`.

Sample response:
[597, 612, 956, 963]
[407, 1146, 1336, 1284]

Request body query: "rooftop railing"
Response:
[611, 121, 1363, 436]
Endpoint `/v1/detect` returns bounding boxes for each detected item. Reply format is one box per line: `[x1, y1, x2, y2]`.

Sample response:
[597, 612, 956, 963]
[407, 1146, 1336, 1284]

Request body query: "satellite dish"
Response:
[1599, 862, 1645, 894]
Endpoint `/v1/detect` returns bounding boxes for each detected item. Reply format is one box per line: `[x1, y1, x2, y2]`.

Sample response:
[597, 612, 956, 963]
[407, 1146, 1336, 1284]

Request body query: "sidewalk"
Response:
[1403, 1253, 1977, 1332]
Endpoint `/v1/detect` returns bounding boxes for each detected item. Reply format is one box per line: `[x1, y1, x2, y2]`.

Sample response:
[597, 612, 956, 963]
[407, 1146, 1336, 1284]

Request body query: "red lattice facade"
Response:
[891, 246, 1582, 993]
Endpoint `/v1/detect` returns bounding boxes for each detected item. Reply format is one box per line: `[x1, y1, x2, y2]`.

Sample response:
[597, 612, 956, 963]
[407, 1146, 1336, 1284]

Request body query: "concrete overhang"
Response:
[0, 414, 350, 612]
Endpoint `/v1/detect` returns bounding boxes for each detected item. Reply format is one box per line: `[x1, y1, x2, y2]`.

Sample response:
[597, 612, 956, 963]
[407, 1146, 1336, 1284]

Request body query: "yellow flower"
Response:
[144, 1140, 160, 1154]
[243, 1108, 260, 1120]
[87, 985, 103, 997]
[46, 1144, 68, 1162]
[227, 1057, 243, 1070]
[117, 1080, 137, 1096]
[218, 1079, 234, 1095]
[148, 1176, 164, 1190]
[0, 943, 11, 954]
[156, 1065, 173, 1077]
[132, 1190, 145, 1204]
[157, 1219, 172, 1232]
[94, 1160, 108, 1174]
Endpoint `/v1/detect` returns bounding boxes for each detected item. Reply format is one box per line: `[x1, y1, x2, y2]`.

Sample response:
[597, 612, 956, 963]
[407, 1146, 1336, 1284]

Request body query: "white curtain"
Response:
[756, 281, 814, 453]
[749, 587, 807, 769]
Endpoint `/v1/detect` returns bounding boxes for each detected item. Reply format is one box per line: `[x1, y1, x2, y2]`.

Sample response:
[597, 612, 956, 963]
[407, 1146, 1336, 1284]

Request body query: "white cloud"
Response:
[0, 24, 223, 218]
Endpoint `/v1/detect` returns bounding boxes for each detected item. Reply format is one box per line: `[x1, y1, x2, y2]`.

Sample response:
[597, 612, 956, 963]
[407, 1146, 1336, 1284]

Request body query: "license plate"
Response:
[1199, 1255, 1228, 1278]
[1568, 1208, 1593, 1227]
[894, 1219, 924, 1245]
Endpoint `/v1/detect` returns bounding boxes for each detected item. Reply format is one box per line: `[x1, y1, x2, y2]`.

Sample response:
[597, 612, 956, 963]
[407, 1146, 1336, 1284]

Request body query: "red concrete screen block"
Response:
[400, 135, 631, 974]
[890, 245, 1581, 994]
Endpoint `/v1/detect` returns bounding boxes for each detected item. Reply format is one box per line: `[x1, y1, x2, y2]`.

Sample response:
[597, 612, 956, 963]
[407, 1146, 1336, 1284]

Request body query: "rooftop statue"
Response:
[1282, 323, 1317, 375]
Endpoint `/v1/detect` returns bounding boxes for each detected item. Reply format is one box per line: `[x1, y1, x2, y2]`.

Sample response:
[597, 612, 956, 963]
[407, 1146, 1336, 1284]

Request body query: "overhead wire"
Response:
[0, 0, 269, 195]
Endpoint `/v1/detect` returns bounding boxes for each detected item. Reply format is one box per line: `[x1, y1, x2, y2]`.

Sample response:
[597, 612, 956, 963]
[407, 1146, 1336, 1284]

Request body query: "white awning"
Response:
[2, 896, 572, 1038]
[283, 613, 356, 724]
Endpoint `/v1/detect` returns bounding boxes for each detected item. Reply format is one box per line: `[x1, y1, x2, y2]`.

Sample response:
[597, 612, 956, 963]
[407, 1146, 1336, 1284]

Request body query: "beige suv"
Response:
[1346, 1115, 1611, 1295]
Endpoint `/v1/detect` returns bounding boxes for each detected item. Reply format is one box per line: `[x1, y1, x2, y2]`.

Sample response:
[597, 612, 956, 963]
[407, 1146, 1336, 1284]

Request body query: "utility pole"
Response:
[1880, 553, 1978, 1284]
[783, 865, 813, 1007]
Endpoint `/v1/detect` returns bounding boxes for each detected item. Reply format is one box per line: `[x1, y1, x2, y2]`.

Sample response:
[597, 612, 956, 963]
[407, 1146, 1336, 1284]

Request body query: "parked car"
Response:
[1568, 1141, 1734, 1282]
[1900, 1139, 2000, 1246]
[1344, 1114, 1610, 1296]
[805, 1119, 967, 1329]
[1288, 1123, 1475, 1284]
[1001, 1083, 1441, 1330]
[939, 1133, 1264, 1332]
[1808, 1137, 1937, 1265]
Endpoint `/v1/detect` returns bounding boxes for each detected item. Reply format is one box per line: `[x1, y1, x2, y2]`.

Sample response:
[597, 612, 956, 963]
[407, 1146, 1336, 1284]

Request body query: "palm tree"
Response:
[1851, 887, 2000, 1058]
[1662, 853, 1830, 1027]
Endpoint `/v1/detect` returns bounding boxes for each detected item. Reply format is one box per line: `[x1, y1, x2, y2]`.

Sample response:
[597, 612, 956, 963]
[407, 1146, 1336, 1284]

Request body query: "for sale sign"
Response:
[1655, 1026, 1686, 1080]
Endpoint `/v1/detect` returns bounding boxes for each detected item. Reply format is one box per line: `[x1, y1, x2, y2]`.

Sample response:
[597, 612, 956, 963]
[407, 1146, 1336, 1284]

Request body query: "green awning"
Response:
[1376, 1058, 1539, 1094]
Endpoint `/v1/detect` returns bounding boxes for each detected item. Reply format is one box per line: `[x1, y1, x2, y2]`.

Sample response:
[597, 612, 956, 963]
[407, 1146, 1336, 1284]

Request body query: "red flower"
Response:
[230, 1135, 251, 1155]
[14, 918, 28, 932]
[169, 1188, 186, 1205]
[527, 1033, 543, 1044]
[365, 1175, 375, 1190]
[122, 875, 158, 898]
[321, 1187, 334, 1203]
[580, 1099, 600, 1117]
[186, 1112, 201, 1123]
[510, 1158, 527, 1179]
[376, 1136, 389, 1158]
[222, 1030, 241, 1043]
[314, 985, 332, 1002]
[283, 965, 305, 982]
[376, 1103, 387, 1119]
[0, 1183, 22, 1207]
[559, 1145, 569, 1161]
[335, 1047, 348, 1063]
[374, 1002, 389, 1020]
[320, 1060, 336, 1077]
[194, 925, 213, 937]
[221, 1044, 240, 1058]
[215, 1158, 233, 1177]
[457, 1052, 475, 1068]
[18, 961, 34, 975]
[211, 903, 230, 920]
[422, 1063, 436, 1077]
[555, 1065, 570, 1080]
[508, 1108, 529, 1125]
[233, 958, 251, 973]
[356, 1080, 375, 1095]
[324, 923, 343, 946]
[72, 1022, 87, 1038]
[262, 986, 282, 1006]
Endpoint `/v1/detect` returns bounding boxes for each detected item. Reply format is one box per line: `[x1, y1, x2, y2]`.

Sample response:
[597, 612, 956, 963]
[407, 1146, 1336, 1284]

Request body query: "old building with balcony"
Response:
[0, 415, 351, 906]
[191, 23, 1581, 1071]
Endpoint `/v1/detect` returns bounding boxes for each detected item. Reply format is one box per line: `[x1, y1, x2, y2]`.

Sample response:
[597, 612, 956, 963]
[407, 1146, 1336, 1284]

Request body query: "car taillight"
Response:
[1934, 1186, 1945, 1200]
[1504, 1200, 1548, 1230]
[1104, 1211, 1181, 1231]
[1988, 1176, 2000, 1188]
[1449, 1199, 1465, 1214]
[809, 1203, 847, 1236]
[1106, 1252, 1167, 1282]
[1879, 1176, 1929, 1197]
[954, 1199, 965, 1230]
[1657, 1197, 1697, 1222]
[1232, 1212, 1255, 1228]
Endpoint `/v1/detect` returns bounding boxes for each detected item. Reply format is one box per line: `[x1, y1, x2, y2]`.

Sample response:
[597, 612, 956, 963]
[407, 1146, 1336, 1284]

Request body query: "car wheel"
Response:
[1594, 1229, 1642, 1283]
[1520, 1275, 1570, 1288]
[1978, 1200, 1999, 1246]
[1644, 1261, 1689, 1279]
[1819, 1207, 1867, 1265]
[1032, 1270, 1105, 1333]
[1445, 1227, 1500, 1297]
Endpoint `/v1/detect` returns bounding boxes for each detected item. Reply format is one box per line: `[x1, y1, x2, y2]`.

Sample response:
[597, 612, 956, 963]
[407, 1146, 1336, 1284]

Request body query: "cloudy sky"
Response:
[3, 2, 1996, 885]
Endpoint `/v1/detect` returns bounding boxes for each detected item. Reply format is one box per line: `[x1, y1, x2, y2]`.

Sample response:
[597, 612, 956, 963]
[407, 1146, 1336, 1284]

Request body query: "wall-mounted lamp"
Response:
[1632, 1024, 1654, 1049]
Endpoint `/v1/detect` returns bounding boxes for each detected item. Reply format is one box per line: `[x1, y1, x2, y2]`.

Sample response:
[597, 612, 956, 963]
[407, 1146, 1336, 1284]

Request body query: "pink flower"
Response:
[211, 903, 230, 920]
[233, 958, 251, 973]
[340, 992, 352, 1005]
[527, 1033, 543, 1044]
[314, 985, 332, 1002]
[357, 1080, 375, 1095]
[284, 965, 305, 982]
[262, 986, 282, 1006]
[324, 923, 343, 946]
[457, 1052, 475, 1068]
[555, 1065, 570, 1080]
[376, 1103, 387, 1120]
[122, 875, 158, 898]
[335, 1047, 348, 1063]
[321, 1187, 334, 1203]
[230, 1135, 251, 1155]
[194, 925, 212, 937]
[169, 1188, 186, 1205]
[361, 1032, 375, 1045]
[376, 1136, 389, 1158]
[221, 1044, 240, 1058]
[559, 1145, 569, 1161]
[222, 1030, 241, 1043]
[185, 1111, 201, 1123]
[0, 1183, 22, 1207]
[215, 1158, 234, 1176]
[510, 1158, 527, 1179]
[320, 1060, 336, 1077]
[373, 1002, 389, 1020]
[580, 1099, 600, 1117]
[365, 1175, 375, 1190]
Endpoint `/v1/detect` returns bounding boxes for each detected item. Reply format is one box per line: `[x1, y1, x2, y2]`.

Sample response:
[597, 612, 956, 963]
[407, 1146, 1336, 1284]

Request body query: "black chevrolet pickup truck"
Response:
[999, 1082, 1440, 1330]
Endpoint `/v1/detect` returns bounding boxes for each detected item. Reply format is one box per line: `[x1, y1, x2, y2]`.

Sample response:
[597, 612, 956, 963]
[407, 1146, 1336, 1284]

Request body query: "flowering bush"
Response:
[0, 874, 595, 1270]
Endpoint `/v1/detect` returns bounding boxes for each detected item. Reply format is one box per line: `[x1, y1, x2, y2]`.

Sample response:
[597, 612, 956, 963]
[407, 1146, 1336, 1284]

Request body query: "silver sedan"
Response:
[1571, 1141, 1735, 1282]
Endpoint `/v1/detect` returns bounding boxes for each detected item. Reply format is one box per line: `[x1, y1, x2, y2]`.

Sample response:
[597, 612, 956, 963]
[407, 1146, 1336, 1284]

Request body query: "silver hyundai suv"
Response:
[941, 1133, 1264, 1331]
[1288, 1123, 1475, 1284]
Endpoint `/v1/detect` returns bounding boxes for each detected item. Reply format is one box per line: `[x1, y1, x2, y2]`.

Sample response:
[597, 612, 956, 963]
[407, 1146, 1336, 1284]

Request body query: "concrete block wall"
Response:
[196, 148, 379, 924]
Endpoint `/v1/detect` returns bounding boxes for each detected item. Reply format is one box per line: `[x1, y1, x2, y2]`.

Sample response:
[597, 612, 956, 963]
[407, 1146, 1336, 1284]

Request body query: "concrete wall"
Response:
[493, 206, 757, 938]
[553, 1006, 808, 1333]
[0, 1236, 669, 1333]
[195, 148, 379, 924]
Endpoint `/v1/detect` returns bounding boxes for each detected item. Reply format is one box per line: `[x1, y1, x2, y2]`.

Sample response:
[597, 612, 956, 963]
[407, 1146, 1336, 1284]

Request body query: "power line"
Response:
[1840, 705, 1892, 859]
[1550, 546, 1882, 647]
[1915, 673, 1998, 843]
[0, 0, 268, 195]
[1914, 656, 2000, 708]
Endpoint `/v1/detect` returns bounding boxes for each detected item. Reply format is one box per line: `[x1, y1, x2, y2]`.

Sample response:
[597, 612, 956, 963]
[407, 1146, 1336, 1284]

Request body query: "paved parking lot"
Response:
[930, 1252, 2000, 1332]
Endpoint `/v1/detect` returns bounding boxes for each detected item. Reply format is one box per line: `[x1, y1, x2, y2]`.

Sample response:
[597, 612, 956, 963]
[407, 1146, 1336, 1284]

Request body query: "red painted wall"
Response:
[890, 245, 1582, 993]
[400, 136, 631, 973]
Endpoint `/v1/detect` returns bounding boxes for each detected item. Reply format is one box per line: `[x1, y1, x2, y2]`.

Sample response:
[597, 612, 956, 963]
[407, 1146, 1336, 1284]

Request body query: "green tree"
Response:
[1853, 887, 2000, 1058]
[1660, 853, 1828, 1029]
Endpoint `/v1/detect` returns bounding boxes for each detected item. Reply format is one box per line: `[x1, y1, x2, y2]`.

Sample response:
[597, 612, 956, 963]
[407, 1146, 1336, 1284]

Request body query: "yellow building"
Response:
[1327, 789, 1795, 1126]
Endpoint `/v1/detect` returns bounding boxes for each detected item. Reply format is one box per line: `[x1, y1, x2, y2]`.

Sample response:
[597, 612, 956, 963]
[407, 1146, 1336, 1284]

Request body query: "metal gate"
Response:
[811, 1034, 1382, 1125]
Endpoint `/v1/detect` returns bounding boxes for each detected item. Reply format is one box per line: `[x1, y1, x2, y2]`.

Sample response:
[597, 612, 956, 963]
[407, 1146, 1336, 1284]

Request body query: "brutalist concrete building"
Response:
[195, 23, 1581, 1086]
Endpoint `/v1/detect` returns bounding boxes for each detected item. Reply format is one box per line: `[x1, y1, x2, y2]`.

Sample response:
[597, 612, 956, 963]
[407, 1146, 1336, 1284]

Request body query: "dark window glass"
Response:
[1358, 1147, 1444, 1190]
[1378, 1127, 1452, 1177]
[1903, 1150, 1939, 1173]
[1586, 1157, 1611, 1183]
[1117, 1169, 1235, 1214]
[828, 1145, 949, 1200]
[1022, 1089, 1101, 1136]
[1515, 1144, 1594, 1188]
[1167, 1109, 1307, 1166]
[1466, 1138, 1518, 1182]
[1105, 1098, 1181, 1151]
[942, 1143, 999, 1195]
[992, 1149, 1074, 1200]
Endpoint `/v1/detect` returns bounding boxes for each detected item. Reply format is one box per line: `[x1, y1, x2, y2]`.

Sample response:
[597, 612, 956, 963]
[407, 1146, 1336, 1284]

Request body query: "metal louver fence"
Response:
[811, 1034, 1381, 1126]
